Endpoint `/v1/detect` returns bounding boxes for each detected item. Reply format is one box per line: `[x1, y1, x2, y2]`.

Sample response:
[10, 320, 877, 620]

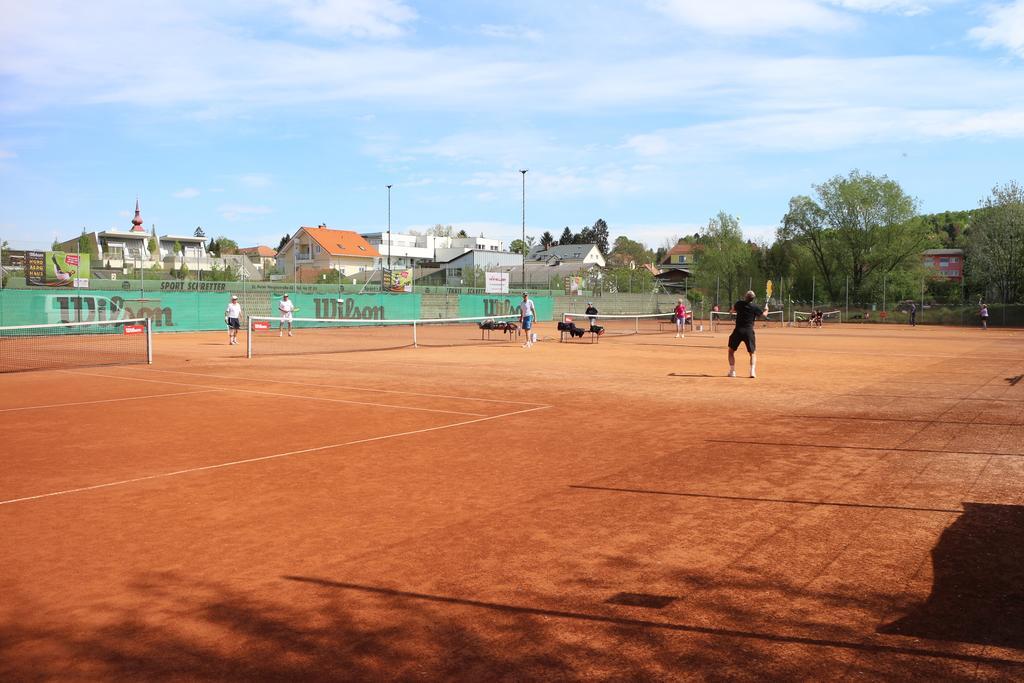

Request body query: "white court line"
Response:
[140, 367, 546, 407]
[0, 404, 551, 506]
[0, 388, 223, 413]
[63, 370, 487, 417]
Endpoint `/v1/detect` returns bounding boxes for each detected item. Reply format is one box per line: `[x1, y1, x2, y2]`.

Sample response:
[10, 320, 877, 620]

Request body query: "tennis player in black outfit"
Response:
[728, 290, 769, 378]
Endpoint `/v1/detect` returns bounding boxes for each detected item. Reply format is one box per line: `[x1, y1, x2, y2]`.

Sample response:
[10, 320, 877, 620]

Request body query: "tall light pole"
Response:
[386, 184, 393, 272]
[519, 169, 527, 289]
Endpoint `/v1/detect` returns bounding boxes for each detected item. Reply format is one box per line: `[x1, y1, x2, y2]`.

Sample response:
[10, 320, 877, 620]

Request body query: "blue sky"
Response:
[2, 0, 1023, 251]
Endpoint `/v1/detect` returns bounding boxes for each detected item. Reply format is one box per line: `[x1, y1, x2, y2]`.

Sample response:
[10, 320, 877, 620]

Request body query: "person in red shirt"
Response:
[673, 299, 687, 338]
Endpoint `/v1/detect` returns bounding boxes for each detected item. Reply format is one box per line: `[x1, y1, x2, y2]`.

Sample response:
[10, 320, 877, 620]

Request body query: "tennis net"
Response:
[247, 314, 523, 357]
[794, 309, 842, 326]
[559, 312, 692, 336]
[0, 318, 152, 373]
[709, 309, 785, 331]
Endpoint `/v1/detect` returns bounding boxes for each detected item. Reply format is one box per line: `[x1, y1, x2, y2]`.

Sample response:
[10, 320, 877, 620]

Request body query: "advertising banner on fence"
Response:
[565, 276, 584, 296]
[384, 269, 413, 293]
[485, 272, 509, 294]
[25, 251, 91, 288]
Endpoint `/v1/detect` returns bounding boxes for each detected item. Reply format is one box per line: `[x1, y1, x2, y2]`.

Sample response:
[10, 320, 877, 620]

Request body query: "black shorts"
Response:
[728, 327, 755, 353]
[227, 317, 241, 330]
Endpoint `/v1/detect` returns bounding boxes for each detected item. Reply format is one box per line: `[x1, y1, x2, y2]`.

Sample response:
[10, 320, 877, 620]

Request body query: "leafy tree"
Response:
[559, 227, 574, 245]
[212, 236, 238, 255]
[695, 211, 750, 305]
[427, 224, 453, 238]
[178, 262, 190, 279]
[590, 218, 610, 254]
[780, 170, 925, 302]
[539, 231, 555, 249]
[608, 236, 654, 267]
[456, 229, 469, 238]
[207, 263, 240, 281]
[147, 232, 158, 257]
[966, 181, 1024, 304]
[51, 239, 61, 250]
[277, 233, 291, 252]
[509, 236, 535, 256]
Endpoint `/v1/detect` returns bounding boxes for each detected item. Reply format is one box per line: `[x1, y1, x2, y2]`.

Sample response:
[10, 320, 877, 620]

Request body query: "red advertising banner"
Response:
[253, 321, 271, 331]
[123, 324, 144, 335]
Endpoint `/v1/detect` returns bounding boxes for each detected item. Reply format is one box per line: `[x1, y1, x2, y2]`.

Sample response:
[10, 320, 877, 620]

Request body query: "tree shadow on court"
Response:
[878, 503, 1024, 650]
[4, 564, 1024, 681]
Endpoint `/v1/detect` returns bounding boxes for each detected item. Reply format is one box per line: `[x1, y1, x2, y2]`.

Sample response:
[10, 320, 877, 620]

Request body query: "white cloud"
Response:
[826, 0, 953, 15]
[173, 187, 200, 199]
[647, 0, 851, 36]
[624, 105, 1024, 158]
[0, 149, 16, 159]
[220, 204, 273, 221]
[479, 24, 543, 41]
[276, 0, 416, 38]
[239, 174, 272, 188]
[970, 1, 1024, 58]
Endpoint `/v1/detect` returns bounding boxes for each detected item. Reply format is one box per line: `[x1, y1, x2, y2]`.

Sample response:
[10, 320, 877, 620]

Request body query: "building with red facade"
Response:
[922, 249, 964, 281]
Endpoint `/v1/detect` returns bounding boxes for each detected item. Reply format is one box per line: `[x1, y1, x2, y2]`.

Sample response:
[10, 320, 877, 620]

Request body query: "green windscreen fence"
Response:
[457, 294, 553, 321]
[0, 286, 422, 331]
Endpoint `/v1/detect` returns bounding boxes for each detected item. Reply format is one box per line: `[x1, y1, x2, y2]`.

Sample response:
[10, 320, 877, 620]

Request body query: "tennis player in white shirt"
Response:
[278, 293, 295, 337]
[225, 295, 242, 345]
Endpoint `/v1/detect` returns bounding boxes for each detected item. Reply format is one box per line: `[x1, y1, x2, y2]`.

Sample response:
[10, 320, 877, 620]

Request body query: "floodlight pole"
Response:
[386, 184, 393, 292]
[520, 169, 527, 289]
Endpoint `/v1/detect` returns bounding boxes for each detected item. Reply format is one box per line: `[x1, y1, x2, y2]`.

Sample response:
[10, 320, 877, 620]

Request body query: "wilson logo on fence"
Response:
[123, 324, 144, 335]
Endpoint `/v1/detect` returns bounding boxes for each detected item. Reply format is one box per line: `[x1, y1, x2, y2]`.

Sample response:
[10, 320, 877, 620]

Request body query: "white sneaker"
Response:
[279, 331, 283, 337]
[675, 333, 680, 338]
[288, 331, 293, 337]
[750, 370, 757, 379]
[679, 334, 685, 339]
[727, 369, 736, 377]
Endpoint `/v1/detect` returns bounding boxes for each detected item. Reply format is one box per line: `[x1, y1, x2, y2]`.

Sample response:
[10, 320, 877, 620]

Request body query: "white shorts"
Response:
[280, 312, 293, 322]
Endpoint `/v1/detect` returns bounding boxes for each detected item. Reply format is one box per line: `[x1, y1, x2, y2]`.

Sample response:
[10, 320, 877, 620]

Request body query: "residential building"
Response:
[527, 243, 606, 267]
[278, 225, 380, 279]
[922, 248, 964, 281]
[439, 249, 523, 286]
[433, 235, 506, 263]
[660, 242, 700, 269]
[237, 246, 278, 274]
[361, 232, 442, 269]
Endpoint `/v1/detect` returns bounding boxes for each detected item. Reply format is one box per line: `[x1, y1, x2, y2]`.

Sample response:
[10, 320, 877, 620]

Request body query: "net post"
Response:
[146, 317, 153, 364]
[246, 316, 253, 359]
[413, 320, 418, 347]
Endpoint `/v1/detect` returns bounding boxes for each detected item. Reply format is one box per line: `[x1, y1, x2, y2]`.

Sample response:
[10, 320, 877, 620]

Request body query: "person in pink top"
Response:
[673, 299, 687, 338]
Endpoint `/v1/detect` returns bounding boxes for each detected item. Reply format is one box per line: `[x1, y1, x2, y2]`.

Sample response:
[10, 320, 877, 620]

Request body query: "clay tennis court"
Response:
[2, 321, 1023, 680]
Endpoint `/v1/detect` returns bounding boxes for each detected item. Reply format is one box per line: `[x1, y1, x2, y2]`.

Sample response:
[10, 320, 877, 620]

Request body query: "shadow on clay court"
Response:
[704, 438, 1024, 459]
[567, 485, 964, 515]
[878, 503, 1024, 650]
[1006, 375, 1023, 386]
[5, 570, 1024, 680]
[667, 372, 718, 378]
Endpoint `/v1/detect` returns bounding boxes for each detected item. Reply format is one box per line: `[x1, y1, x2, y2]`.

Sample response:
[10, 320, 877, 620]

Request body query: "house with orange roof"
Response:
[237, 245, 278, 274]
[277, 226, 380, 280]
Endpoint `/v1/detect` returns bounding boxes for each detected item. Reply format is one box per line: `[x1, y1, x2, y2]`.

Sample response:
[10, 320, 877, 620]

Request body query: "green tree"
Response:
[456, 229, 469, 238]
[608, 236, 654, 267]
[539, 231, 555, 249]
[277, 233, 291, 252]
[559, 227, 574, 245]
[147, 233, 158, 257]
[780, 170, 925, 302]
[590, 218, 610, 254]
[696, 211, 749, 305]
[178, 262, 190, 279]
[212, 236, 238, 255]
[509, 236, 535, 256]
[967, 181, 1024, 304]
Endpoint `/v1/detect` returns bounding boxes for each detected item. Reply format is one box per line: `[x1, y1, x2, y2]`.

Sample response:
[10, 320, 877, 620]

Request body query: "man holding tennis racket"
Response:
[278, 293, 296, 337]
[520, 291, 536, 348]
[673, 298, 687, 338]
[727, 290, 769, 379]
[225, 294, 242, 345]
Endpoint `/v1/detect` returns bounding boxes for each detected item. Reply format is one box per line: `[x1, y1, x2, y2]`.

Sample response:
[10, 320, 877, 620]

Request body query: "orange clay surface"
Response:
[2, 321, 1023, 681]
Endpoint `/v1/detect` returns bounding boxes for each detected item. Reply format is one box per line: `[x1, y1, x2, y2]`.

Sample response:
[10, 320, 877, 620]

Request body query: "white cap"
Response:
[231, 295, 238, 300]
